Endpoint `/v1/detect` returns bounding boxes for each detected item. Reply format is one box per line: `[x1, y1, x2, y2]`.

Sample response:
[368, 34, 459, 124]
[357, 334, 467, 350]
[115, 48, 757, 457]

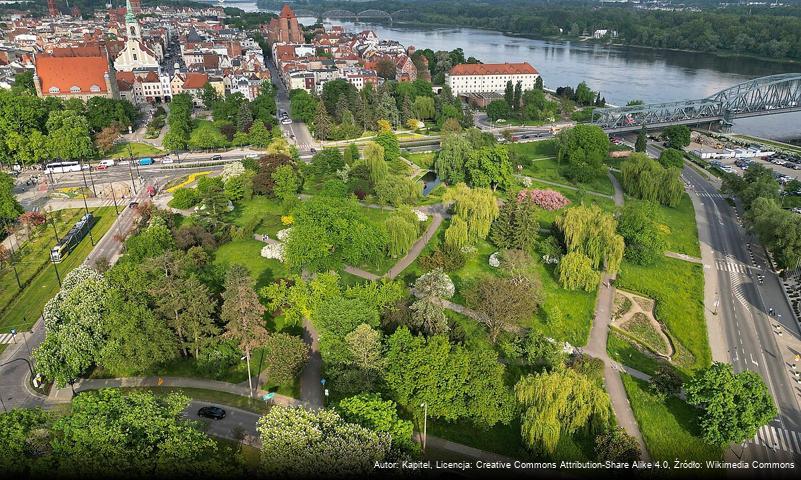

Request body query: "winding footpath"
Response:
[583, 170, 651, 460]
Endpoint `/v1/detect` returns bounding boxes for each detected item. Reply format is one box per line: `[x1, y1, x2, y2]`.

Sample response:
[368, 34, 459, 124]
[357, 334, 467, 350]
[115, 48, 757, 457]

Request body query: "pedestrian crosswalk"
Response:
[696, 192, 727, 199]
[0, 333, 15, 344]
[749, 425, 801, 455]
[716, 259, 751, 274]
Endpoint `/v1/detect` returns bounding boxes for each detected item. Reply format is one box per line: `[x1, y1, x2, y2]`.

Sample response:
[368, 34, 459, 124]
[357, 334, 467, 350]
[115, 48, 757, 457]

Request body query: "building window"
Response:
[133, 54, 138, 61]
[130, 26, 136, 36]
[89, 84, 101, 93]
[70, 86, 81, 93]
[48, 86, 60, 93]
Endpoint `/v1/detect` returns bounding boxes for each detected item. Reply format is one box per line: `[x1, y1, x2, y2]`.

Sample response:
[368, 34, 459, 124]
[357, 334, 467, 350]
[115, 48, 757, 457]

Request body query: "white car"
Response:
[244, 153, 259, 159]
[721, 165, 735, 174]
[281, 118, 292, 125]
[161, 157, 174, 164]
[99, 159, 115, 167]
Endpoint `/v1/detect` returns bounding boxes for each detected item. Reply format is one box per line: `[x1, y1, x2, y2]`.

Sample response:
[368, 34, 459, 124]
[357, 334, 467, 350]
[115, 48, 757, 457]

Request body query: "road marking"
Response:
[0, 333, 13, 344]
[750, 425, 801, 454]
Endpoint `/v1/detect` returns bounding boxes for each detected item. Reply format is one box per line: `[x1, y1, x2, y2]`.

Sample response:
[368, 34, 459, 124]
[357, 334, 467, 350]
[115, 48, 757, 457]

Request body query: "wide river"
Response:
[239, 2, 801, 141]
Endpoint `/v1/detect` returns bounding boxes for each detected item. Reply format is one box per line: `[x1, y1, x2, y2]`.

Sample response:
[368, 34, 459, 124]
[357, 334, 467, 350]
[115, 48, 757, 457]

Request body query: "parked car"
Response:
[138, 157, 154, 166]
[99, 159, 115, 167]
[197, 406, 226, 420]
[793, 207, 801, 214]
[128, 201, 139, 209]
[211, 154, 222, 161]
[95, 164, 108, 171]
[281, 118, 292, 125]
[309, 148, 317, 154]
[161, 157, 174, 164]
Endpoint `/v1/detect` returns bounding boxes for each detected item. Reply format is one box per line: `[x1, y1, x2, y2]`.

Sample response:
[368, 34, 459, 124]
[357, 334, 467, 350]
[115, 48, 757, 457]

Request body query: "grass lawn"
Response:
[607, 330, 664, 377]
[0, 207, 117, 332]
[616, 256, 709, 374]
[214, 239, 288, 290]
[658, 194, 701, 257]
[531, 261, 596, 346]
[429, 416, 594, 461]
[509, 140, 558, 160]
[118, 386, 271, 414]
[406, 152, 435, 169]
[107, 141, 163, 159]
[226, 196, 288, 238]
[520, 157, 614, 196]
[621, 374, 723, 462]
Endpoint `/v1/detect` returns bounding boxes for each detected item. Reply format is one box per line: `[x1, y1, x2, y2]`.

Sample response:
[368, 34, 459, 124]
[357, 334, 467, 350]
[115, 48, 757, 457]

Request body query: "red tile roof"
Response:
[182, 72, 208, 90]
[36, 55, 110, 94]
[50, 45, 105, 58]
[449, 62, 538, 76]
[116, 71, 135, 91]
[280, 4, 295, 18]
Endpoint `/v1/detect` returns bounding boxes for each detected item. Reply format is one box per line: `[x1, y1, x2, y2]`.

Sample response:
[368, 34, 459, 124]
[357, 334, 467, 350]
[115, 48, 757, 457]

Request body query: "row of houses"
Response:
[1, 1, 270, 106]
[265, 5, 419, 94]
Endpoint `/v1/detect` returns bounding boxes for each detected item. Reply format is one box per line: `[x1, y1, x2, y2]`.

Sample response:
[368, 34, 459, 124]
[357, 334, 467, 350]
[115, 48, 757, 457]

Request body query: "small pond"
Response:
[421, 171, 441, 196]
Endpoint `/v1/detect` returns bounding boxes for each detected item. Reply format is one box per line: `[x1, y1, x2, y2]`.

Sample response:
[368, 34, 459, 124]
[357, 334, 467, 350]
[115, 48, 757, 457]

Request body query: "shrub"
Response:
[168, 188, 198, 209]
[516, 189, 571, 211]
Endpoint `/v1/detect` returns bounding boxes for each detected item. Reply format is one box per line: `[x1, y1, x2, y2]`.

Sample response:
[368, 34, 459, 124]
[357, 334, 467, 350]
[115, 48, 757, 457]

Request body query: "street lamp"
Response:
[78, 161, 95, 246]
[420, 402, 428, 452]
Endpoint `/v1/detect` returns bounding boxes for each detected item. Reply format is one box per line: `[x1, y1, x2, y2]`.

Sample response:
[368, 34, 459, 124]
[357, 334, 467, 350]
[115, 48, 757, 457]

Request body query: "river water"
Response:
[238, 2, 801, 141]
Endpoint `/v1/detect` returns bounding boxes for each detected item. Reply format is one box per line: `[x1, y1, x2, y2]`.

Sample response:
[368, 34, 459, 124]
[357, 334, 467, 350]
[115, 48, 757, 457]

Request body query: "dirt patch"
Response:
[621, 313, 670, 357]
[610, 289, 674, 359]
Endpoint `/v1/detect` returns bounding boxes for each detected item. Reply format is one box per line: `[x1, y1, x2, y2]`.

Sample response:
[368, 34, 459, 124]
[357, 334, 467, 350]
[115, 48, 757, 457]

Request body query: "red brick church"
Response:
[267, 4, 304, 44]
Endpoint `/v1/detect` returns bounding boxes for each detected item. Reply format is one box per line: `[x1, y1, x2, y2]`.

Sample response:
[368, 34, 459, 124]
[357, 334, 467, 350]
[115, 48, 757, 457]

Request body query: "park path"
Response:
[299, 318, 324, 408]
[583, 169, 651, 460]
[665, 251, 703, 264]
[386, 209, 444, 279]
[608, 170, 624, 205]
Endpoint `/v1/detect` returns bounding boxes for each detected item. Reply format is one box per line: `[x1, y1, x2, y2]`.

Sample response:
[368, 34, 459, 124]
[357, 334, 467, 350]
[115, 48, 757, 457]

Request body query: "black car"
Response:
[309, 148, 317, 154]
[197, 406, 226, 420]
[211, 154, 222, 161]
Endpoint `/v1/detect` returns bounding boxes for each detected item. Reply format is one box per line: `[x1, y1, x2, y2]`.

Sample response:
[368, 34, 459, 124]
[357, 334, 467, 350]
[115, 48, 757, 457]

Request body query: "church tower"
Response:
[125, 0, 141, 40]
[47, 0, 58, 17]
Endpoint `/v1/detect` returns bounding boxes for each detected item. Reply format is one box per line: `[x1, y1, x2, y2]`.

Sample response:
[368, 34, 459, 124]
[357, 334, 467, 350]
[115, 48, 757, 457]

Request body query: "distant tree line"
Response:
[259, 0, 801, 61]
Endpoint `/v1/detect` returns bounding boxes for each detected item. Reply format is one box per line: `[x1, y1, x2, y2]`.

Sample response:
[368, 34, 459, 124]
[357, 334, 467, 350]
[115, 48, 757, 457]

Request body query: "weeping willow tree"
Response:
[555, 204, 625, 274]
[557, 251, 599, 291]
[385, 214, 418, 258]
[444, 215, 469, 251]
[363, 141, 388, 186]
[515, 369, 612, 454]
[620, 153, 683, 207]
[442, 183, 500, 242]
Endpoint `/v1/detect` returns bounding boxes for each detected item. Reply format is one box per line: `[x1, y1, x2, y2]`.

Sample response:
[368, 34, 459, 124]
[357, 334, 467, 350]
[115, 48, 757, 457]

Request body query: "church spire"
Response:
[125, 0, 135, 24]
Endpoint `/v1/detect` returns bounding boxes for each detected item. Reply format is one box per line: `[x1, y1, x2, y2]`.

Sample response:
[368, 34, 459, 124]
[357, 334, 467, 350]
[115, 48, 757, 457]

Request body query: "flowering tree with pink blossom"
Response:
[516, 189, 571, 211]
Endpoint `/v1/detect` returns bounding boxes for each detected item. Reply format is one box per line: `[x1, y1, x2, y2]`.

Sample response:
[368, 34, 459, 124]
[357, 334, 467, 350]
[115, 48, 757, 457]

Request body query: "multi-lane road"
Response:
[642, 141, 801, 464]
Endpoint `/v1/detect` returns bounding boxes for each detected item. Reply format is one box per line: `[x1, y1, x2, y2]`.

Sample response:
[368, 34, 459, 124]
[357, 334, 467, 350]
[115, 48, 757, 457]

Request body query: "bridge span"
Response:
[592, 73, 801, 132]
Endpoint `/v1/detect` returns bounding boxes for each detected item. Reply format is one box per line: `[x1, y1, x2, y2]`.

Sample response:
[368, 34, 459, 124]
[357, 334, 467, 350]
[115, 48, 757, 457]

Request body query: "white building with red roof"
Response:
[446, 62, 539, 96]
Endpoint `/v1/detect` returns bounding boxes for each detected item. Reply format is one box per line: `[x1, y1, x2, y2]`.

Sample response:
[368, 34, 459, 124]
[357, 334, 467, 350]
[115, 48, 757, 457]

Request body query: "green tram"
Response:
[50, 213, 94, 263]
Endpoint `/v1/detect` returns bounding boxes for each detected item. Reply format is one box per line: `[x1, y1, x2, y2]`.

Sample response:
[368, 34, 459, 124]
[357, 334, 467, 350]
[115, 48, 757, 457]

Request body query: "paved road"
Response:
[0, 187, 151, 410]
[641, 141, 801, 463]
[266, 56, 316, 152]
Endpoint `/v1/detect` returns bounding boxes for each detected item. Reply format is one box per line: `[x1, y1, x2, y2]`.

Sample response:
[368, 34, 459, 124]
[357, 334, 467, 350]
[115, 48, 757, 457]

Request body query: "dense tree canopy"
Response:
[686, 362, 777, 446]
[557, 125, 609, 183]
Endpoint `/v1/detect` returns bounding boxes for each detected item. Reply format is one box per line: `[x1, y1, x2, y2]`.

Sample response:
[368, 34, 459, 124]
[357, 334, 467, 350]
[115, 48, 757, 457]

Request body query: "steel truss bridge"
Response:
[591, 73, 801, 132]
[298, 9, 413, 23]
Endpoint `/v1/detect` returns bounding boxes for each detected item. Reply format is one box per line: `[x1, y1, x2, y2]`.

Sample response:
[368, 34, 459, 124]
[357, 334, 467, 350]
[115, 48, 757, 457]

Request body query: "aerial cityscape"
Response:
[1, 0, 801, 477]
